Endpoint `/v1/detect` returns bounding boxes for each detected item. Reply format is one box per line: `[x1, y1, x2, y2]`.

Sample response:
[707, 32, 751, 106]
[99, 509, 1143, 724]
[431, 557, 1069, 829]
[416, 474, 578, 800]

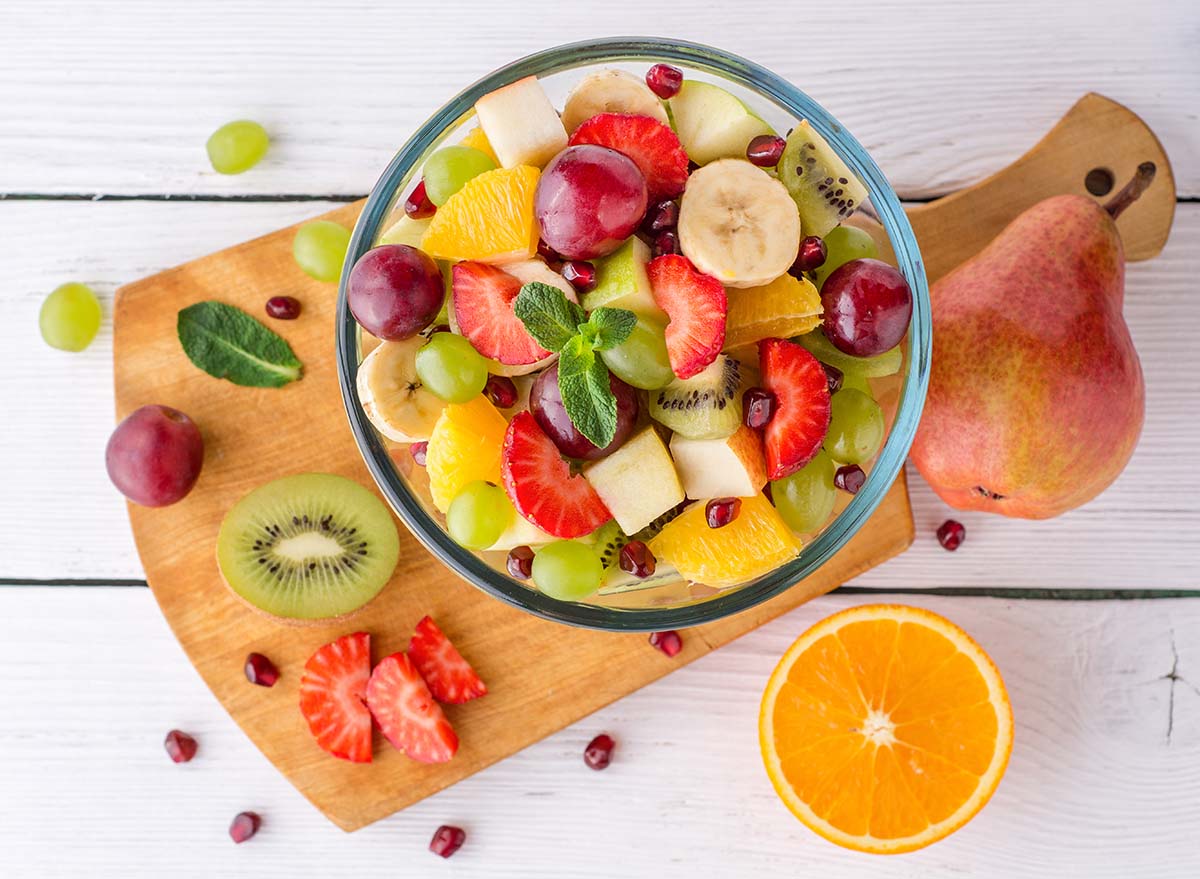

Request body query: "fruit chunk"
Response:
[776, 120, 869, 238]
[815, 224, 879, 287]
[206, 120, 269, 175]
[452, 262, 551, 367]
[583, 427, 685, 535]
[430, 825, 467, 858]
[649, 493, 799, 589]
[366, 651, 458, 764]
[106, 405, 204, 507]
[486, 500, 556, 552]
[759, 604, 1013, 853]
[474, 75, 568, 169]
[724, 273, 822, 349]
[423, 146, 498, 206]
[408, 615, 488, 704]
[561, 69, 670, 134]
[447, 480, 512, 550]
[357, 337, 447, 442]
[298, 632, 372, 763]
[378, 215, 432, 249]
[531, 539, 605, 601]
[771, 449, 837, 534]
[293, 220, 351, 282]
[347, 244, 445, 341]
[229, 811, 261, 843]
[796, 328, 903, 378]
[667, 81, 774, 166]
[420, 165, 540, 264]
[650, 354, 743, 440]
[460, 125, 498, 164]
[670, 424, 767, 499]
[415, 332, 489, 403]
[647, 254, 727, 379]
[821, 258, 913, 357]
[826, 387, 885, 464]
[583, 236, 663, 318]
[535, 145, 648, 260]
[265, 296, 301, 320]
[599, 315, 675, 391]
[425, 396, 509, 512]
[759, 339, 832, 480]
[530, 363, 639, 460]
[164, 729, 197, 763]
[40, 282, 101, 352]
[569, 113, 689, 200]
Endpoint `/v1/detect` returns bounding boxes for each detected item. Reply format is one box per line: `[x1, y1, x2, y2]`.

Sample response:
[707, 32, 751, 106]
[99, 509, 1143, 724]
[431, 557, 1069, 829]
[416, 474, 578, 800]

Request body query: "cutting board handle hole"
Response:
[1085, 167, 1115, 196]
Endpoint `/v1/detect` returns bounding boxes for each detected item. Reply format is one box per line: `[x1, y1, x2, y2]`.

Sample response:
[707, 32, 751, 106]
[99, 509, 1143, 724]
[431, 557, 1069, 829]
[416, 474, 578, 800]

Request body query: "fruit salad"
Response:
[349, 63, 912, 606]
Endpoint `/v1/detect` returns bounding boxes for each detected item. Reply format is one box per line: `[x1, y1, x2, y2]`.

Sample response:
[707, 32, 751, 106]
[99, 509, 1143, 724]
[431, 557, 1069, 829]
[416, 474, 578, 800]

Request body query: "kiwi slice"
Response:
[650, 355, 743, 440]
[776, 121, 869, 238]
[588, 520, 629, 569]
[216, 473, 400, 621]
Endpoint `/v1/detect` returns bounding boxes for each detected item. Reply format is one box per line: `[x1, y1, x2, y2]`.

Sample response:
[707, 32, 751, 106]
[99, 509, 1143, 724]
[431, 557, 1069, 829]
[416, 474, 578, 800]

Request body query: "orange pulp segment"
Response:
[724, 273, 822, 350]
[425, 396, 509, 512]
[420, 165, 539, 264]
[460, 126, 499, 164]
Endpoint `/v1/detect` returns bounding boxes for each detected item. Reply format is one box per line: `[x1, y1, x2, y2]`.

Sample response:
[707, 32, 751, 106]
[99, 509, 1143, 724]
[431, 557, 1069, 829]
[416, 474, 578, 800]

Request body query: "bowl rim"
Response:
[336, 36, 930, 632]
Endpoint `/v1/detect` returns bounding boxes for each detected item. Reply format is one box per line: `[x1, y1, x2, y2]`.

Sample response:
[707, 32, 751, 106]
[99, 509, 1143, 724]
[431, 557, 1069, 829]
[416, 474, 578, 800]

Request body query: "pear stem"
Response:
[1104, 162, 1156, 219]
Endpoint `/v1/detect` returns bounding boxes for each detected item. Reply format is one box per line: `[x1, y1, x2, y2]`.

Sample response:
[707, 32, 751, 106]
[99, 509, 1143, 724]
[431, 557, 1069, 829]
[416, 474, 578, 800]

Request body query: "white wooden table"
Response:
[2, 2, 1197, 876]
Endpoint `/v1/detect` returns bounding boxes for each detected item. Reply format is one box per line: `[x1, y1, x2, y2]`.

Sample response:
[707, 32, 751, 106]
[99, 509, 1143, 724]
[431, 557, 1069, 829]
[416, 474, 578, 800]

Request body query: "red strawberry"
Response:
[568, 113, 690, 200]
[502, 411, 613, 538]
[365, 651, 459, 764]
[453, 262, 551, 365]
[759, 338, 832, 479]
[298, 632, 372, 763]
[647, 254, 727, 379]
[409, 616, 488, 704]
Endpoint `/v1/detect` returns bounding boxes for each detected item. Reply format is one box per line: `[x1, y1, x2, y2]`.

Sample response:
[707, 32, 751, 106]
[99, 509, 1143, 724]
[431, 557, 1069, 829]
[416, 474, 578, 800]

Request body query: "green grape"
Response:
[531, 540, 604, 601]
[415, 332, 488, 403]
[446, 480, 512, 550]
[293, 220, 352, 282]
[205, 120, 269, 175]
[771, 450, 837, 534]
[423, 146, 497, 206]
[825, 388, 884, 464]
[796, 329, 902, 378]
[840, 371, 872, 395]
[814, 225, 878, 288]
[599, 317, 674, 390]
[39, 282, 102, 352]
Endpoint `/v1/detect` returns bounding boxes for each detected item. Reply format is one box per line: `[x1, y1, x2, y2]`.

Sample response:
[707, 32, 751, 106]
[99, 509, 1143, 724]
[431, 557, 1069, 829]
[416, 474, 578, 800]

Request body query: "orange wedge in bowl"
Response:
[420, 165, 539, 264]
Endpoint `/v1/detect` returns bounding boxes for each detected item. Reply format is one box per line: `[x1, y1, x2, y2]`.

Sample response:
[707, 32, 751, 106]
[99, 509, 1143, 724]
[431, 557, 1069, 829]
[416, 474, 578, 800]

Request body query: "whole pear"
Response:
[911, 165, 1153, 518]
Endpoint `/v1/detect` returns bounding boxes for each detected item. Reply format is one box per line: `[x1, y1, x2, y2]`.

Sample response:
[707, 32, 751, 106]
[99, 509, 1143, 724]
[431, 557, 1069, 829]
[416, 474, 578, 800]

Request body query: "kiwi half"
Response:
[650, 355, 743, 440]
[216, 473, 400, 622]
[776, 121, 869, 238]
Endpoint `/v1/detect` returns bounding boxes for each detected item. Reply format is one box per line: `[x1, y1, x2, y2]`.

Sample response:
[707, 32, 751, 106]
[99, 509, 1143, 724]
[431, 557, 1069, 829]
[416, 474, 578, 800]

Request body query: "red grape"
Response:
[347, 244, 444, 341]
[105, 405, 204, 507]
[529, 363, 638, 460]
[534, 145, 648, 260]
[820, 258, 913, 356]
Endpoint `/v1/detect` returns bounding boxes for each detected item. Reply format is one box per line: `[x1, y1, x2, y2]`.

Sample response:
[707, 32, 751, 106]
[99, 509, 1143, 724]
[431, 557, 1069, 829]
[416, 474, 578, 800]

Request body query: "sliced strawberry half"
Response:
[365, 651, 459, 764]
[453, 261, 551, 365]
[502, 411, 613, 538]
[759, 338, 832, 479]
[568, 113, 690, 200]
[647, 254, 727, 379]
[298, 632, 372, 763]
[409, 615, 487, 704]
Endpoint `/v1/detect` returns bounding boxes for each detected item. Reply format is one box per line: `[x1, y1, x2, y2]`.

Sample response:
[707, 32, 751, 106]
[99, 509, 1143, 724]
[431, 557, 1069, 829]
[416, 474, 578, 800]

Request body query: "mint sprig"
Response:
[513, 281, 586, 353]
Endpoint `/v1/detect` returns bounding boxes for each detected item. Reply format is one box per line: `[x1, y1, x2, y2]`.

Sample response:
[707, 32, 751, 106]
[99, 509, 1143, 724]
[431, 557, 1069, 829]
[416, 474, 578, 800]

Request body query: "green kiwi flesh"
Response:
[649, 355, 743, 440]
[776, 121, 868, 238]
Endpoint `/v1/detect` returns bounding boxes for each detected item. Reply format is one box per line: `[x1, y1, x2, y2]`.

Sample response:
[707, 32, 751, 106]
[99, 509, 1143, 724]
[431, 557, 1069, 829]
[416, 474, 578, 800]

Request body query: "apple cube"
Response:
[669, 424, 767, 499]
[474, 76, 568, 169]
[584, 427, 684, 535]
[487, 502, 555, 552]
[582, 236, 665, 319]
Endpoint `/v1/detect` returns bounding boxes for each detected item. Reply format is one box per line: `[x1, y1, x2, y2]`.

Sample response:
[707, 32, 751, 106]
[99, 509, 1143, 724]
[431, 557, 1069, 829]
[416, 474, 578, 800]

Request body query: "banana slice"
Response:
[356, 337, 447, 442]
[561, 69, 670, 134]
[677, 159, 801, 289]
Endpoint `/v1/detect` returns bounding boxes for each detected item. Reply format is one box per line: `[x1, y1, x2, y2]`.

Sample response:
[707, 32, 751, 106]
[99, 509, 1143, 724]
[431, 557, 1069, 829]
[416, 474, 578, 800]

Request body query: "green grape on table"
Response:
[205, 120, 269, 175]
[293, 220, 352, 282]
[796, 328, 902, 378]
[825, 387, 885, 464]
[423, 146, 497, 206]
[531, 540, 604, 601]
[599, 316, 674, 390]
[814, 225, 878, 288]
[771, 449, 837, 534]
[446, 480, 512, 550]
[40, 282, 102, 352]
[415, 332, 488, 403]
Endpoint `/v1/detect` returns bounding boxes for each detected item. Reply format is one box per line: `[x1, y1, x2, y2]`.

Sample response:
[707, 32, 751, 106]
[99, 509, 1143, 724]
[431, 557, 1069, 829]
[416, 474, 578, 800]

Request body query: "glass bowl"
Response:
[336, 37, 930, 631]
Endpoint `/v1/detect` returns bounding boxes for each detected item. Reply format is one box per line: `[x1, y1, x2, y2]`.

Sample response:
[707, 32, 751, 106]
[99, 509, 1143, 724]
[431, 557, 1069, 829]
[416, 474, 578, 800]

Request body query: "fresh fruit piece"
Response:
[724, 273, 822, 349]
[293, 220, 351, 282]
[653, 229, 680, 257]
[244, 652, 279, 687]
[298, 632, 372, 763]
[649, 354, 743, 440]
[667, 81, 774, 166]
[502, 412, 613, 538]
[619, 540, 656, 578]
[366, 651, 458, 763]
[815, 224, 878, 287]
[452, 261, 551, 368]
[425, 396, 509, 512]
[743, 387, 777, 429]
[531, 539, 604, 601]
[649, 629, 683, 656]
[670, 423, 767, 499]
[420, 165, 540, 264]
[423, 145, 498, 206]
[583, 236, 664, 318]
[759, 338, 832, 479]
[746, 134, 786, 167]
[39, 282, 101, 351]
[484, 374, 519, 408]
[643, 199, 679, 233]
[229, 811, 261, 843]
[560, 260, 596, 293]
[776, 120, 869, 238]
[835, 463, 866, 494]
[599, 315, 674, 391]
[415, 332, 489, 403]
[265, 295, 301, 320]
[460, 125, 498, 163]
[164, 729, 197, 763]
[410, 441, 428, 466]
[583, 427, 685, 535]
[486, 497, 556, 552]
[482, 257, 581, 376]
[530, 363, 639, 460]
[826, 387, 885, 464]
[821, 258, 913, 357]
[759, 604, 1013, 854]
[356, 337, 448, 442]
[823, 364, 845, 395]
[569, 113, 689, 200]
[408, 615, 488, 704]
[645, 64, 683, 99]
[430, 825, 467, 858]
[217, 474, 399, 621]
[677, 159, 800, 288]
[474, 75, 568, 169]
[938, 519, 966, 550]
[105, 405, 204, 507]
[584, 733, 616, 770]
[506, 545, 534, 579]
[561, 68, 670, 133]
[206, 120, 269, 175]
[791, 235, 829, 275]
[795, 328, 902, 378]
[447, 480, 512, 550]
[405, 180, 437, 219]
[587, 519, 629, 570]
[347, 244, 445, 341]
[705, 496, 742, 528]
[535, 145, 648, 260]
[770, 449, 836, 533]
[378, 214, 432, 249]
[646, 254, 727, 378]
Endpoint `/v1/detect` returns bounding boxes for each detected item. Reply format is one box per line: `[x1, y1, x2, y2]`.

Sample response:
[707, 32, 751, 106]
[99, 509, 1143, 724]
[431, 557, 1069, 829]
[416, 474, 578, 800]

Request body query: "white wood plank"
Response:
[0, 0, 1196, 198]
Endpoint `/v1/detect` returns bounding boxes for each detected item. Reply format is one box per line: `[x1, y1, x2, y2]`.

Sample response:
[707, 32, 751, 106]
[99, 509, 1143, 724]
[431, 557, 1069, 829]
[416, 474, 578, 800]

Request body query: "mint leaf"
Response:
[177, 301, 302, 388]
[513, 281, 586, 352]
[586, 307, 637, 351]
[557, 335, 617, 449]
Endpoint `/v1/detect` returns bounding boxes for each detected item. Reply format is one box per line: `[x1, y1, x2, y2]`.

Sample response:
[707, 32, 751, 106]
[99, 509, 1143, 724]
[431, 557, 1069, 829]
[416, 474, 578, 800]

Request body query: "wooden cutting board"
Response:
[112, 92, 1173, 832]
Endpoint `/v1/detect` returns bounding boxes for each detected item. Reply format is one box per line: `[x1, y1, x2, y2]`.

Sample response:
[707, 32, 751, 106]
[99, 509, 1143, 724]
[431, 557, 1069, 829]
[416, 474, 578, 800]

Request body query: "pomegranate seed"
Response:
[649, 630, 683, 657]
[705, 497, 742, 529]
[429, 825, 466, 858]
[937, 519, 966, 551]
[791, 236, 828, 274]
[584, 733, 616, 770]
[742, 387, 777, 429]
[265, 295, 301, 320]
[507, 545, 534, 579]
[643, 199, 679, 233]
[537, 238, 560, 262]
[645, 63, 683, 99]
[746, 134, 786, 167]
[404, 180, 436, 219]
[561, 260, 597, 293]
[410, 441, 428, 467]
[484, 374, 519, 409]
[619, 540, 656, 578]
[653, 230, 680, 258]
[228, 811, 261, 844]
[244, 652, 279, 687]
[835, 464, 866, 494]
[823, 363, 844, 395]
[163, 729, 197, 764]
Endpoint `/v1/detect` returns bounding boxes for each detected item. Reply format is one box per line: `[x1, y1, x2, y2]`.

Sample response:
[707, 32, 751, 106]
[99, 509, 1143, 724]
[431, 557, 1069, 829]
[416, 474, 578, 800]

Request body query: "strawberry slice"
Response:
[453, 261, 551, 365]
[568, 113, 690, 200]
[409, 615, 488, 704]
[502, 411, 613, 538]
[298, 632, 372, 763]
[365, 651, 459, 764]
[759, 338, 832, 479]
[647, 254, 727, 379]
